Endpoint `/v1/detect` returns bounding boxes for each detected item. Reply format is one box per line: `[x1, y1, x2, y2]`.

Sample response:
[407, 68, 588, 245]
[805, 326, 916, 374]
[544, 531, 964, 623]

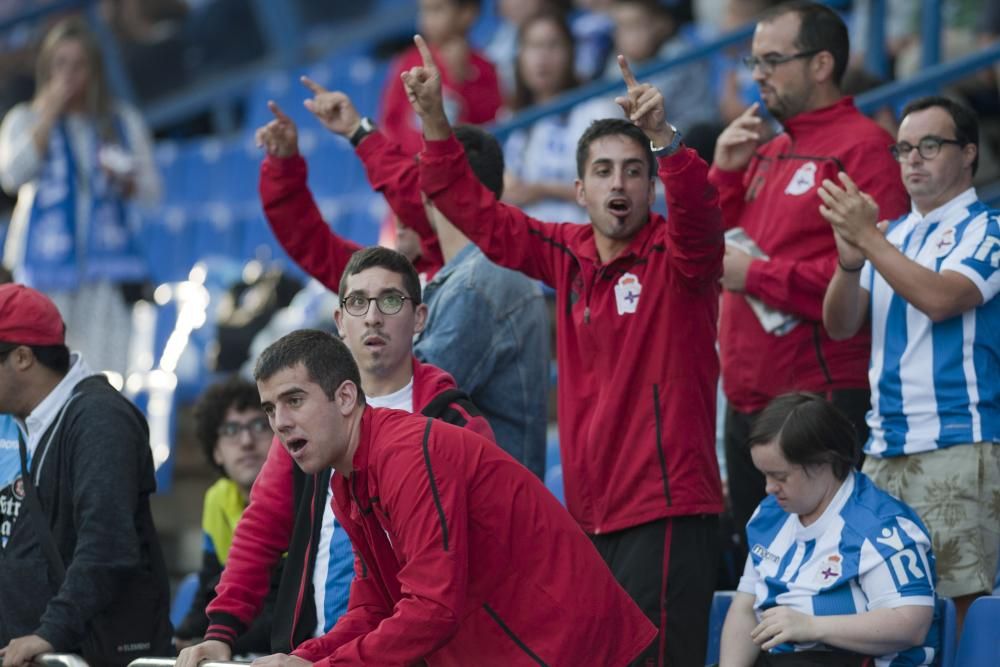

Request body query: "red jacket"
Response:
[708, 98, 909, 413]
[260, 149, 443, 284]
[293, 407, 656, 666]
[380, 45, 502, 157]
[204, 358, 494, 650]
[420, 135, 725, 534]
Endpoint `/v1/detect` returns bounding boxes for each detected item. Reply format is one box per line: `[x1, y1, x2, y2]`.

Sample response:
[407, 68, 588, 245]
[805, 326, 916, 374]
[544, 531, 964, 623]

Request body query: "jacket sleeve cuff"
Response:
[707, 164, 745, 188]
[204, 614, 246, 648]
[355, 130, 389, 160]
[34, 623, 77, 654]
[263, 153, 307, 178]
[656, 145, 697, 175]
[744, 258, 765, 296]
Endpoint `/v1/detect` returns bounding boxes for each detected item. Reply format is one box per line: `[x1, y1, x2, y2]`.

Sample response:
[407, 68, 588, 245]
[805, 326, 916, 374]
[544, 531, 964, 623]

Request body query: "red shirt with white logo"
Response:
[709, 98, 910, 413]
[420, 135, 725, 534]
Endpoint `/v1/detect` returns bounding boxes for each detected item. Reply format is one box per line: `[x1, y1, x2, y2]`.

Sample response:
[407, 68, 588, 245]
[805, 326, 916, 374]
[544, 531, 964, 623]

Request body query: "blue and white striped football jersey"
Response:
[740, 472, 937, 666]
[861, 188, 1000, 457]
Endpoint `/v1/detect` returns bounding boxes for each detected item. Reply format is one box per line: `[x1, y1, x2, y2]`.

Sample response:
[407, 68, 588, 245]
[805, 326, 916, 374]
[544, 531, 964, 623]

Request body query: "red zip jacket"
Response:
[261, 149, 443, 284]
[380, 45, 502, 157]
[204, 358, 494, 650]
[292, 407, 656, 666]
[420, 134, 725, 534]
[708, 98, 909, 413]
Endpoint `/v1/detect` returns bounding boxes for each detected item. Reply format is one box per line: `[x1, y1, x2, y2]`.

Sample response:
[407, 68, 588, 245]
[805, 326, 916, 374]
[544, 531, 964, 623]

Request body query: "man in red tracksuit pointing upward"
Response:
[249, 329, 656, 666]
[405, 33, 725, 666]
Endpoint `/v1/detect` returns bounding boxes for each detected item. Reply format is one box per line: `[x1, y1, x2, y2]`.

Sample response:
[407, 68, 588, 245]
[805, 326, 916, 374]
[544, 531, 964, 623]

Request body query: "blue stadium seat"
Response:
[953, 595, 1000, 666]
[704, 590, 735, 665]
[170, 572, 200, 628]
[936, 596, 957, 667]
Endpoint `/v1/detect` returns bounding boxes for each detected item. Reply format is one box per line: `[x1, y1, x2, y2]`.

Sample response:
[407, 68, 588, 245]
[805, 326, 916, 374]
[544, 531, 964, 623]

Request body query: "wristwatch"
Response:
[349, 117, 376, 147]
[650, 124, 683, 157]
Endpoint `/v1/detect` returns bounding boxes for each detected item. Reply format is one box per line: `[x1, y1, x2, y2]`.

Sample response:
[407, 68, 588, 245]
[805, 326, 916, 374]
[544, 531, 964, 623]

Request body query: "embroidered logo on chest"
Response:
[614, 272, 642, 315]
[784, 161, 818, 196]
[933, 228, 956, 257]
[814, 553, 842, 585]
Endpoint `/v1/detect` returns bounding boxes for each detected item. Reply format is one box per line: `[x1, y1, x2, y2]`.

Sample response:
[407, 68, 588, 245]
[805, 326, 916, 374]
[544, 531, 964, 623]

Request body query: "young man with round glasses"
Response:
[707, 0, 909, 562]
[821, 95, 1000, 635]
[177, 247, 494, 667]
[174, 377, 277, 655]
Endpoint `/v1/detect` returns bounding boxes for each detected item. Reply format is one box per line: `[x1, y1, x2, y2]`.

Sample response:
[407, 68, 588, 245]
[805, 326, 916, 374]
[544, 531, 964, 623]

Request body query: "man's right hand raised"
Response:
[175, 639, 232, 667]
[713, 102, 762, 172]
[300, 76, 363, 139]
[254, 101, 299, 159]
[400, 34, 451, 140]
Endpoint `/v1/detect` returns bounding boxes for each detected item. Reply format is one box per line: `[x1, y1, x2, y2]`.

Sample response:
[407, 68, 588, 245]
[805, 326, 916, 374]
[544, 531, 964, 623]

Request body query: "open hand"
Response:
[301, 76, 362, 138]
[175, 638, 232, 667]
[251, 653, 312, 667]
[254, 101, 299, 158]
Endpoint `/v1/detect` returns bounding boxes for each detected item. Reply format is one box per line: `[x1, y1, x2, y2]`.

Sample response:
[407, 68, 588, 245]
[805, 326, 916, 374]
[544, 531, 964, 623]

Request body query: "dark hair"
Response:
[763, 1, 849, 87]
[576, 118, 656, 179]
[454, 124, 505, 198]
[193, 376, 263, 475]
[338, 246, 422, 307]
[254, 329, 366, 405]
[748, 392, 857, 481]
[511, 10, 578, 111]
[0, 342, 71, 375]
[901, 95, 980, 176]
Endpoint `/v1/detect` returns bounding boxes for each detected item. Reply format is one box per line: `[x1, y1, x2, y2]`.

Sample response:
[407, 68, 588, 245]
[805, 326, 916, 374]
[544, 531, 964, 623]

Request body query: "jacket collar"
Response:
[781, 96, 857, 141]
[20, 352, 93, 451]
[576, 212, 663, 266]
[348, 406, 376, 475]
[427, 242, 480, 286]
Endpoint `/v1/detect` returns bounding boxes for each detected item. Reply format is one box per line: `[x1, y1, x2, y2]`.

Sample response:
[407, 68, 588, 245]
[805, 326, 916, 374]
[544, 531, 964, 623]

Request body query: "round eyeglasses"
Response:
[218, 416, 272, 440]
[341, 292, 411, 317]
[741, 49, 821, 75]
[889, 136, 964, 162]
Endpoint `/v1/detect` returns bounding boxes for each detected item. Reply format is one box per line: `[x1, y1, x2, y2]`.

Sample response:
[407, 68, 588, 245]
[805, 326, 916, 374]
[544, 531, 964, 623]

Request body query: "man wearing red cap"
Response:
[0, 284, 171, 666]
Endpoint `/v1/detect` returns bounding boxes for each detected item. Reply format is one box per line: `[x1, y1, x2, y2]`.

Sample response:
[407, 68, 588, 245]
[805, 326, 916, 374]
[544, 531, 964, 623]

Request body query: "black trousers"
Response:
[724, 388, 871, 566]
[590, 515, 720, 667]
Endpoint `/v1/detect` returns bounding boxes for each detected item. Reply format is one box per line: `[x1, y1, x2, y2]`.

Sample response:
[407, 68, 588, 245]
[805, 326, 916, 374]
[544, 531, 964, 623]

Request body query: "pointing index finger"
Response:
[617, 54, 639, 89]
[300, 75, 327, 95]
[414, 34, 435, 69]
[267, 100, 291, 122]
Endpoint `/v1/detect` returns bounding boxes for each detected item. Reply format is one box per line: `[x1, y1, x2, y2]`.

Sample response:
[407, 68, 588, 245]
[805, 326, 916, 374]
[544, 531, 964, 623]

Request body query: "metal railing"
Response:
[30, 655, 251, 667]
[128, 660, 250, 667]
[32, 655, 89, 667]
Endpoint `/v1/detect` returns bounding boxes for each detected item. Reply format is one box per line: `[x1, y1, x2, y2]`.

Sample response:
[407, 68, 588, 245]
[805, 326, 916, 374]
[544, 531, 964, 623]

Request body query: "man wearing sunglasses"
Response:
[177, 247, 495, 667]
[173, 377, 277, 655]
[821, 95, 1000, 635]
[707, 1, 909, 562]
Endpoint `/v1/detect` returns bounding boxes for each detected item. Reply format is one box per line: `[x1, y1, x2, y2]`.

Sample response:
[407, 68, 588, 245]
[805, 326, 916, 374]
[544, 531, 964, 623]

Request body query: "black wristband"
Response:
[838, 258, 865, 272]
[349, 117, 375, 147]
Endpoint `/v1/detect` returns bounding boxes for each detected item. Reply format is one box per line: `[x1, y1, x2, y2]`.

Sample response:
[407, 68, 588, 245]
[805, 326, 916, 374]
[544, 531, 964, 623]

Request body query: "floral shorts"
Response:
[863, 442, 1000, 598]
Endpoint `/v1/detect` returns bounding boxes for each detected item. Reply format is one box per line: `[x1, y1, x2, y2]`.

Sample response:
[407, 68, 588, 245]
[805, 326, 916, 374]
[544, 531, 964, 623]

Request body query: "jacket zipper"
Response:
[811, 324, 834, 385]
[653, 384, 672, 507]
[291, 476, 319, 646]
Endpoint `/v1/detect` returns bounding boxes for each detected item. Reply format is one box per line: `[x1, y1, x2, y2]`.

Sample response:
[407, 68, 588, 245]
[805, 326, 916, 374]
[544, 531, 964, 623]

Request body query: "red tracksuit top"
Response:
[708, 97, 910, 413]
[292, 407, 657, 666]
[204, 358, 494, 649]
[420, 134, 725, 534]
[260, 141, 443, 284]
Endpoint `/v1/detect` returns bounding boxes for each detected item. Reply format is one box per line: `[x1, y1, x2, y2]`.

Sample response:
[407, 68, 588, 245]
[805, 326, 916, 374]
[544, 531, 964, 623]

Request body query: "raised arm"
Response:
[615, 55, 724, 285]
[255, 102, 361, 292]
[405, 35, 566, 285]
[300, 76, 436, 241]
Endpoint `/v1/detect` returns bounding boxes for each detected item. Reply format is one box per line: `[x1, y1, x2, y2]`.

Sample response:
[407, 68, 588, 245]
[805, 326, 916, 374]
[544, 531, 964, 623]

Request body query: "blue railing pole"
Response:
[921, 0, 942, 70]
[864, 0, 889, 80]
[85, 1, 138, 106]
[856, 41, 1000, 113]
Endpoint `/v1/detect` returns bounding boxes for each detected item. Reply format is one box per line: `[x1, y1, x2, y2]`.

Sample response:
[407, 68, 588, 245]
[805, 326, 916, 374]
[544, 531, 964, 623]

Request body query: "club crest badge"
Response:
[614, 272, 642, 315]
[933, 228, 956, 257]
[785, 161, 818, 196]
[815, 553, 843, 585]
